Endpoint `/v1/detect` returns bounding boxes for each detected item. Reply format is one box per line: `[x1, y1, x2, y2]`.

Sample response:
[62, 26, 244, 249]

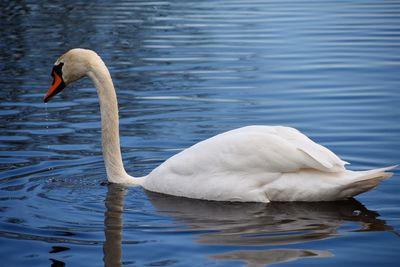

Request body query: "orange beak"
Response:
[44, 66, 65, 103]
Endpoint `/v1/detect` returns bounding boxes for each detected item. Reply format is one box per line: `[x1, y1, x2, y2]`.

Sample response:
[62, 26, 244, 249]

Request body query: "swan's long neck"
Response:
[86, 57, 142, 185]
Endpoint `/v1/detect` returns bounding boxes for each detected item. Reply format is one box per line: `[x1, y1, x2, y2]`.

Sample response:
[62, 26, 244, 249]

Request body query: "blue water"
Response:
[1, 0, 400, 266]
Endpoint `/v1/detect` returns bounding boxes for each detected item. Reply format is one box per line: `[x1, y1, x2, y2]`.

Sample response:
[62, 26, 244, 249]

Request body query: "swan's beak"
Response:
[43, 68, 65, 103]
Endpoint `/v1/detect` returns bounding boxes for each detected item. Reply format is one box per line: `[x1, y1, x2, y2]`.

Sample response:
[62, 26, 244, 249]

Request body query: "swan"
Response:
[43, 48, 396, 202]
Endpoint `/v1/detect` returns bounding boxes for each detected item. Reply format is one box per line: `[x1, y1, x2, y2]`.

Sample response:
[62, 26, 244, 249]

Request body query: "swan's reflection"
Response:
[103, 185, 392, 267]
[211, 249, 332, 267]
[146, 191, 391, 246]
[103, 184, 127, 267]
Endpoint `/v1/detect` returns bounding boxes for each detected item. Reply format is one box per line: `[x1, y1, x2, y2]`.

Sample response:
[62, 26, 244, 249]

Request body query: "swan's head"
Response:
[43, 48, 98, 102]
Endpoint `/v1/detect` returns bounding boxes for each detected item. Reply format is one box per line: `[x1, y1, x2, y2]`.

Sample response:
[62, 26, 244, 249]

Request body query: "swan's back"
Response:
[142, 126, 393, 202]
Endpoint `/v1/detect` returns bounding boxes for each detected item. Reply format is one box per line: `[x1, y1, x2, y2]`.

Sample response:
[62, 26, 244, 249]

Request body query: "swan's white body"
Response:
[44, 49, 396, 203]
[143, 126, 393, 202]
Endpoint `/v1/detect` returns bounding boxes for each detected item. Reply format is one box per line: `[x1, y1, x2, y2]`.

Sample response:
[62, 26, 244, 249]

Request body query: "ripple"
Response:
[1, 0, 400, 266]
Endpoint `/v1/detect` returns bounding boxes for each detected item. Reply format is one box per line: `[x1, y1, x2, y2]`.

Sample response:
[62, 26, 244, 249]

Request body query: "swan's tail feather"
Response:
[339, 165, 397, 199]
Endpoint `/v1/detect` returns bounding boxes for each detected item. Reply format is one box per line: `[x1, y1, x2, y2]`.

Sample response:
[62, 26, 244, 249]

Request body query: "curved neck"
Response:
[86, 57, 142, 185]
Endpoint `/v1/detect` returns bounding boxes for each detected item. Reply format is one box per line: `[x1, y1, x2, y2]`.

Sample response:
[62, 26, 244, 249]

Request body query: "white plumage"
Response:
[44, 48, 396, 203]
[144, 125, 393, 202]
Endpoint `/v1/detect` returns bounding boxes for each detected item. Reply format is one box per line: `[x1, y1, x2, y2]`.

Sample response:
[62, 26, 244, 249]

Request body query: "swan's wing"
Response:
[270, 126, 347, 171]
[217, 125, 346, 172]
[143, 126, 346, 201]
[147, 125, 346, 177]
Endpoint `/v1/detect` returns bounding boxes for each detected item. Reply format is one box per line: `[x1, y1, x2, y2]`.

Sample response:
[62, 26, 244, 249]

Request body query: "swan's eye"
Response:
[51, 63, 63, 85]
[52, 62, 64, 77]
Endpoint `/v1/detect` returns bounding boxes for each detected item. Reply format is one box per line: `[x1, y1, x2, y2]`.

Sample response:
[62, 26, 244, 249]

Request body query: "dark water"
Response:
[1, 0, 400, 266]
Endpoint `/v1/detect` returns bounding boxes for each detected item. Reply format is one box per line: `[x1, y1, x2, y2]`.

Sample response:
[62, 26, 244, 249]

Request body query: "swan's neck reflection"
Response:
[103, 184, 126, 267]
[103, 186, 393, 267]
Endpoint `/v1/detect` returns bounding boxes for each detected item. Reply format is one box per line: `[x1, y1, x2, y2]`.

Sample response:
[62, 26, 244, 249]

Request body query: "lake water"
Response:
[1, 0, 400, 266]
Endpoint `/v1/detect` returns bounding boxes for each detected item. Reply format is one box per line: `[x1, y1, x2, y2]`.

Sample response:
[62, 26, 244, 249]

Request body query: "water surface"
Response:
[1, 0, 400, 266]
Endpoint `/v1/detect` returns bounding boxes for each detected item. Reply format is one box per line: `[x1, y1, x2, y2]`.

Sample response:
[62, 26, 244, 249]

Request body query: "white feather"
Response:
[143, 126, 395, 202]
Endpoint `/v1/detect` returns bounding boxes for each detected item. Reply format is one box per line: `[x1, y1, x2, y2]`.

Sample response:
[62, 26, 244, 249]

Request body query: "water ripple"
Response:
[1, 0, 400, 266]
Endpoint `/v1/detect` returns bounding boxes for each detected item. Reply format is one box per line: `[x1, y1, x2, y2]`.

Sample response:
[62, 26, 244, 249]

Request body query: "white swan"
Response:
[43, 48, 396, 202]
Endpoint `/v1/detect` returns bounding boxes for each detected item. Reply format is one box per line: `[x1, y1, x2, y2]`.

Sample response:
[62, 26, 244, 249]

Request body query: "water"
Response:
[1, 0, 400, 266]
